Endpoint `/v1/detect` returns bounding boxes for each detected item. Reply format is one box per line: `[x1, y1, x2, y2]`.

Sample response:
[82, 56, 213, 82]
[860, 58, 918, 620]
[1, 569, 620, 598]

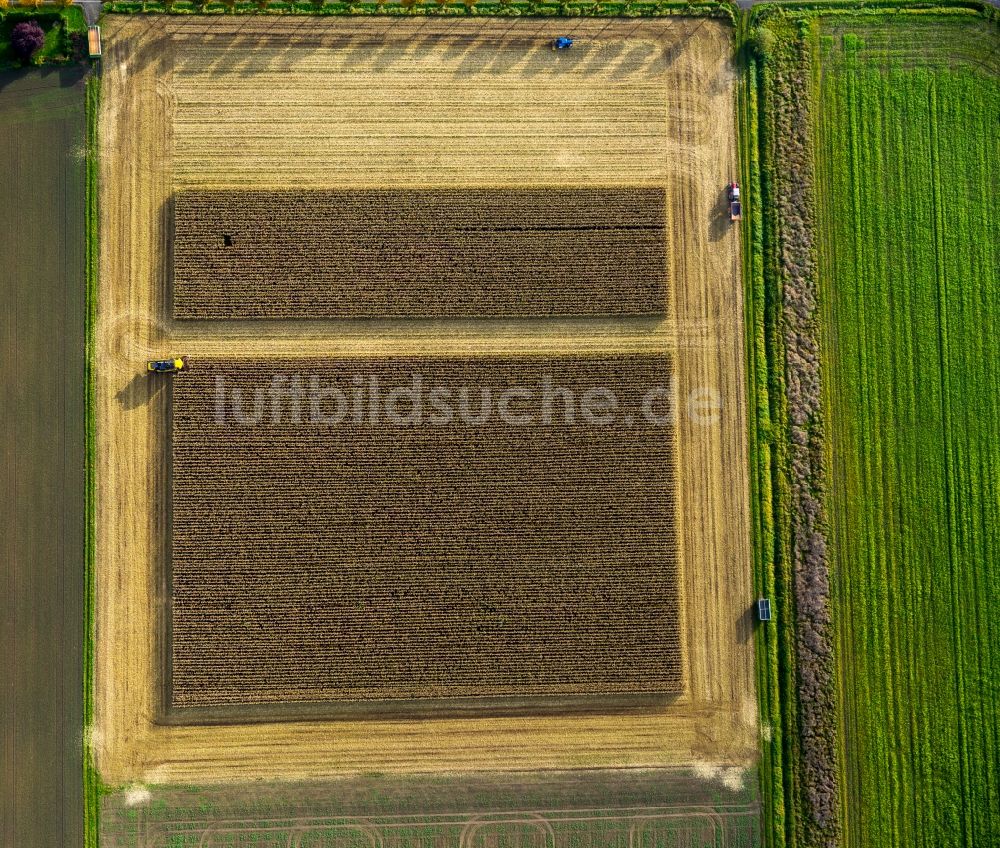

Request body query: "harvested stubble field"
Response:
[172, 188, 668, 319]
[170, 356, 680, 708]
[95, 14, 752, 784]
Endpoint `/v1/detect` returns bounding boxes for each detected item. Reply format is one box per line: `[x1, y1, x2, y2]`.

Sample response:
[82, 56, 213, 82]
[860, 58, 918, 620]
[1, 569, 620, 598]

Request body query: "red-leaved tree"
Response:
[11, 21, 46, 63]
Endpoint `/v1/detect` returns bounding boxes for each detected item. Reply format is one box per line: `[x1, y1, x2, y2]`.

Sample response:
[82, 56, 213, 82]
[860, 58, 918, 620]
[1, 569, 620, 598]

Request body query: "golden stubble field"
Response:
[94, 14, 754, 784]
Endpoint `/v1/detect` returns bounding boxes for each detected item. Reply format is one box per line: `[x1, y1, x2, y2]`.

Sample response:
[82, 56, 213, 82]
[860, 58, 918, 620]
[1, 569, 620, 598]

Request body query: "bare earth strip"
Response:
[172, 188, 669, 319]
[170, 356, 681, 708]
[94, 15, 753, 784]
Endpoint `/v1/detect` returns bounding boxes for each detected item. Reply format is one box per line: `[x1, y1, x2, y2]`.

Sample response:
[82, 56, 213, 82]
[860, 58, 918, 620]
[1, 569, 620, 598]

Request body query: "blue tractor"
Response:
[552, 36, 574, 50]
[146, 356, 189, 374]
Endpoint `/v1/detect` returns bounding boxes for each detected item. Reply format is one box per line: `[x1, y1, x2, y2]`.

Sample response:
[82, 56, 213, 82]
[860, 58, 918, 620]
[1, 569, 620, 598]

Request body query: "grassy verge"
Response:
[84, 70, 101, 848]
[743, 9, 840, 848]
[738, 22, 791, 848]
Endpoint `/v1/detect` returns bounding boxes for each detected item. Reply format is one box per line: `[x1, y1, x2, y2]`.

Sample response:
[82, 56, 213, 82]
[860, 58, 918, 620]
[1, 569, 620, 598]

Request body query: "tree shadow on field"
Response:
[709, 184, 733, 243]
[117, 371, 166, 410]
[0, 64, 87, 95]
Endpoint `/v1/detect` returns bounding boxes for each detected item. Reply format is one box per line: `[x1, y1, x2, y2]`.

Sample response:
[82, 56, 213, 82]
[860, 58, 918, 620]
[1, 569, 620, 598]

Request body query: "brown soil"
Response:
[1, 68, 87, 848]
[169, 355, 681, 707]
[172, 188, 668, 319]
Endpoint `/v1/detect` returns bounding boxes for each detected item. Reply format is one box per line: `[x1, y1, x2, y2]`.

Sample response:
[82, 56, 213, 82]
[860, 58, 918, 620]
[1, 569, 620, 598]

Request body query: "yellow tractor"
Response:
[146, 356, 189, 374]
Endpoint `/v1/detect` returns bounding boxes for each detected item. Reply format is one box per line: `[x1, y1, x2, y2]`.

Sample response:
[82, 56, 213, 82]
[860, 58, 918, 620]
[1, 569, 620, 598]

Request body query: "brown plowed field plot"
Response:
[171, 356, 680, 708]
[173, 188, 668, 319]
[95, 15, 753, 785]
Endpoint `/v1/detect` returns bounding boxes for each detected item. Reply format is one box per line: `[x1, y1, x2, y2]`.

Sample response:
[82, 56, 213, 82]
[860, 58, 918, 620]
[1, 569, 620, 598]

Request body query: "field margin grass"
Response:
[84, 69, 104, 848]
[739, 17, 812, 848]
[737, 24, 794, 848]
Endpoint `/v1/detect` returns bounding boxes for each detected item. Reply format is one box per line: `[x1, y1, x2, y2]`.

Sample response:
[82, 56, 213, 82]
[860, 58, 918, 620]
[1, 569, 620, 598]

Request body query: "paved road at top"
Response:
[76, 0, 102, 24]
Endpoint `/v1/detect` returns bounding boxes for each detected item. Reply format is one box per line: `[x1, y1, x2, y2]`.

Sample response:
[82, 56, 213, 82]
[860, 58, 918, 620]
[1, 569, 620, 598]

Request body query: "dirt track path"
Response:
[95, 15, 754, 784]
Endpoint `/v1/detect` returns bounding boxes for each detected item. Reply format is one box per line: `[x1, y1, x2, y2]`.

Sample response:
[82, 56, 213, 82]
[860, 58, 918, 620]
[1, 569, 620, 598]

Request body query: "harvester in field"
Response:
[552, 36, 574, 50]
[728, 181, 742, 222]
[146, 357, 189, 374]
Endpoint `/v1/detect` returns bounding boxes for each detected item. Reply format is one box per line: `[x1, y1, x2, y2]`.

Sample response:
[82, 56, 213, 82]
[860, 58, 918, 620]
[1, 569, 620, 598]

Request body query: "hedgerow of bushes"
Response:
[751, 13, 839, 848]
[101, 0, 735, 19]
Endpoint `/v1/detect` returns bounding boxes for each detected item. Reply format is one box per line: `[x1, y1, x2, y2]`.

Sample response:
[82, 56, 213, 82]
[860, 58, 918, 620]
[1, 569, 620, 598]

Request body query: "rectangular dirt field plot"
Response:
[169, 356, 680, 709]
[171, 188, 668, 320]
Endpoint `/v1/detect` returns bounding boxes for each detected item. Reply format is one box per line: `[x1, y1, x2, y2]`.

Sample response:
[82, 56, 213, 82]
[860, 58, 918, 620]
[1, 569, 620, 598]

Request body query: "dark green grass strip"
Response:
[84, 71, 101, 848]
[738, 33, 790, 848]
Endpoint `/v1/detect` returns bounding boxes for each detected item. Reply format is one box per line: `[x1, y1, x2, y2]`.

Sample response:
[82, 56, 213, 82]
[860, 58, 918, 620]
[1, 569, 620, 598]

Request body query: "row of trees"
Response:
[165, 0, 550, 9]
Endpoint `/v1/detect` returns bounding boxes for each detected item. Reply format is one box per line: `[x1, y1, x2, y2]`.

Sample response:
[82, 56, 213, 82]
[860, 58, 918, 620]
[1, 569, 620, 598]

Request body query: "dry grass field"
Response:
[94, 14, 752, 784]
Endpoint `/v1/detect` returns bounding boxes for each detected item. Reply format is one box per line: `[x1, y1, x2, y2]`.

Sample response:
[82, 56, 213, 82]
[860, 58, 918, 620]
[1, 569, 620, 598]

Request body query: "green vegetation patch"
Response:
[815, 17, 1000, 848]
[0, 8, 87, 69]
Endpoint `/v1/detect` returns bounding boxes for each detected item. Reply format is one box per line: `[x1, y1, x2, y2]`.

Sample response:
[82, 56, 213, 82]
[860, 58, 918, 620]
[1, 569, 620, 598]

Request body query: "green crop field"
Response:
[815, 16, 1000, 848]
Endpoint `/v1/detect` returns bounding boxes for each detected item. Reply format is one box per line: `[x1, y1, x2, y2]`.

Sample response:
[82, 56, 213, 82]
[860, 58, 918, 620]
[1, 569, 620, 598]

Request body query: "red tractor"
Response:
[728, 182, 742, 222]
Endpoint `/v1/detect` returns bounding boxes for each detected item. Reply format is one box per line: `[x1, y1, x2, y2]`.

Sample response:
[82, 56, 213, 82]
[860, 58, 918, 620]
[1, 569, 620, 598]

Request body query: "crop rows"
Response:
[816, 26, 1000, 848]
[172, 188, 668, 320]
[169, 356, 680, 708]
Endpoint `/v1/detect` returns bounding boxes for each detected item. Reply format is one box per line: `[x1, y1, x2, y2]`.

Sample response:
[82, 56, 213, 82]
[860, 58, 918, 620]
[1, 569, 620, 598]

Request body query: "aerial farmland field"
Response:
[169, 355, 682, 710]
[93, 12, 753, 787]
[5, 3, 995, 847]
[172, 188, 669, 318]
[815, 16, 1000, 848]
